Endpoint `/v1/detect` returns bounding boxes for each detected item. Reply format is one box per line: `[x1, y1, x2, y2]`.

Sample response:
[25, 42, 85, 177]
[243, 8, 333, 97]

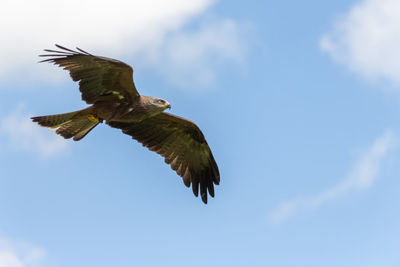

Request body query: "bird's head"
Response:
[149, 97, 171, 111]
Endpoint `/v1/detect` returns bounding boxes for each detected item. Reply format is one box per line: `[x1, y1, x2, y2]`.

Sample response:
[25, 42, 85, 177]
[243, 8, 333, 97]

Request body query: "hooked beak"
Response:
[166, 103, 171, 109]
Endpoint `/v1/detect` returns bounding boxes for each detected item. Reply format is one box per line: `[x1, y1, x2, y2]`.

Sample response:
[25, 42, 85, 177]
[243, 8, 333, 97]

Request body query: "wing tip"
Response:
[39, 44, 93, 63]
[201, 193, 208, 204]
[76, 46, 92, 55]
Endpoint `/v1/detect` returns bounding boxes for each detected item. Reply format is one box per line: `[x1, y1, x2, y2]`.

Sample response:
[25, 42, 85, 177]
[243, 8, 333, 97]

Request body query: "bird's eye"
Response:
[158, 99, 165, 104]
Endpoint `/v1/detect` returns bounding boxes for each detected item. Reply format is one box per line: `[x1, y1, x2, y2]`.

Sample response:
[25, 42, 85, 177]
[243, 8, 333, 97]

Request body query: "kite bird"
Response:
[32, 44, 220, 204]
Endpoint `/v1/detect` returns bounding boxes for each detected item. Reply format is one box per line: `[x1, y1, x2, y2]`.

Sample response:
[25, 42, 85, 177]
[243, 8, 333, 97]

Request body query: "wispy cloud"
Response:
[0, 106, 68, 157]
[320, 0, 400, 88]
[144, 18, 248, 89]
[269, 131, 397, 224]
[0, 236, 45, 267]
[0, 0, 249, 89]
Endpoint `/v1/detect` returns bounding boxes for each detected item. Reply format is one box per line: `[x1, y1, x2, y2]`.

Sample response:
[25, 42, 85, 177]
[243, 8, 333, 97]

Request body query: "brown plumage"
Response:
[32, 44, 220, 204]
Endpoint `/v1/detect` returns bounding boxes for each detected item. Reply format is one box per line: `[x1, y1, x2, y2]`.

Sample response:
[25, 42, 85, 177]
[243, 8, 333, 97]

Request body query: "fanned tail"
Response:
[31, 108, 101, 141]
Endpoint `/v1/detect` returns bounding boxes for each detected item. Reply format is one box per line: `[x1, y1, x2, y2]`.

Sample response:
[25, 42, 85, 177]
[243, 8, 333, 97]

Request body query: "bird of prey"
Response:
[32, 44, 220, 204]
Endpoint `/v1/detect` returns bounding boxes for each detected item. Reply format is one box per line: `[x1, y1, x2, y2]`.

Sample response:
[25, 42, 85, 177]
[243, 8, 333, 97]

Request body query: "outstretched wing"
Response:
[40, 44, 139, 104]
[108, 112, 220, 204]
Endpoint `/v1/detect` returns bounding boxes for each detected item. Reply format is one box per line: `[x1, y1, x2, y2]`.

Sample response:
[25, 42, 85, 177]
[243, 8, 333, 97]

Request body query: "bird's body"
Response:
[92, 95, 171, 123]
[32, 45, 220, 203]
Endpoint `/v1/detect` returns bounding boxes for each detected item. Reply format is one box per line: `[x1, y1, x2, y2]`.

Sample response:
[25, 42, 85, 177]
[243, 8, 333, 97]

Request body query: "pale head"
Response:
[141, 95, 171, 114]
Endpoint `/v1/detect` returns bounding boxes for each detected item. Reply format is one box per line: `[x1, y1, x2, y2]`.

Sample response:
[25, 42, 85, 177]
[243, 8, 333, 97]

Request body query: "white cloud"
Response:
[0, 106, 68, 157]
[143, 18, 247, 89]
[0, 236, 45, 267]
[269, 130, 397, 224]
[320, 0, 400, 87]
[0, 0, 247, 89]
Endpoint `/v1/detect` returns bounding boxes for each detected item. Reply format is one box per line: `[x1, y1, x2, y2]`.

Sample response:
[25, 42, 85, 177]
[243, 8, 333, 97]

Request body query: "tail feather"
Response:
[31, 111, 79, 128]
[31, 109, 101, 141]
[72, 121, 99, 141]
[56, 117, 99, 141]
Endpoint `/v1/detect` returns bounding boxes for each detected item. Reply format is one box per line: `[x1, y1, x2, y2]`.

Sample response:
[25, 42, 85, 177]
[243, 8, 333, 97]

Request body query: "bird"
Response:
[31, 44, 220, 204]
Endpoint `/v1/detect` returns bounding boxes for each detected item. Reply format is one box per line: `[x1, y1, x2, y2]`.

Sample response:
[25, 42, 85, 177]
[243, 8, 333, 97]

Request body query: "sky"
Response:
[0, 0, 399, 266]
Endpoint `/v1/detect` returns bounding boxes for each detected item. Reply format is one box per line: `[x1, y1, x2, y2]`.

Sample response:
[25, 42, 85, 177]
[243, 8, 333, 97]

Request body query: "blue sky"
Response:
[0, 0, 399, 266]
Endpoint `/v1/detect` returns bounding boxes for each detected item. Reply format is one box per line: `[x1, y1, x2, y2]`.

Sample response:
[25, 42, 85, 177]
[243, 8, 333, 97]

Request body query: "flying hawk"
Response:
[32, 44, 220, 204]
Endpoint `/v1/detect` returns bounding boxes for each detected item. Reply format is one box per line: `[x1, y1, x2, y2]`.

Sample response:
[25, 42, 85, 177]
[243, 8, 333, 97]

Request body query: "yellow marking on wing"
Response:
[87, 114, 99, 123]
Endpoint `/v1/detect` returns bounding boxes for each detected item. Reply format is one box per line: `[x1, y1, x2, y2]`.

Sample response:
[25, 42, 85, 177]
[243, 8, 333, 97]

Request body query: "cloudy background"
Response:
[0, 0, 399, 266]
